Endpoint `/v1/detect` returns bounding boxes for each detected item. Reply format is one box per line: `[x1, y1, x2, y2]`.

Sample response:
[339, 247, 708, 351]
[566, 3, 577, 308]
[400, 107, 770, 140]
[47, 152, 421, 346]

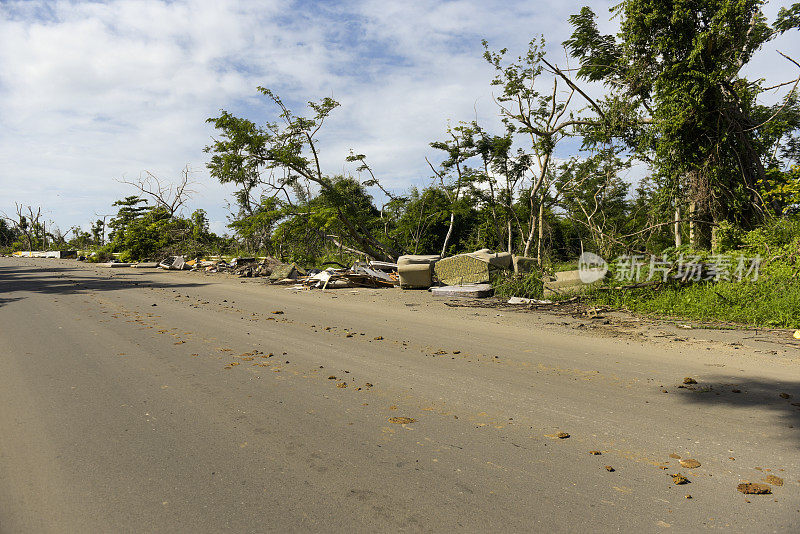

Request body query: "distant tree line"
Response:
[3, 1, 799, 266]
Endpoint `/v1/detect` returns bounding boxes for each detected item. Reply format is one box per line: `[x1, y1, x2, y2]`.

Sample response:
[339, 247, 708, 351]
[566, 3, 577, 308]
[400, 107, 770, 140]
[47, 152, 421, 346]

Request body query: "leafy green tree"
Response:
[206, 88, 400, 261]
[427, 124, 481, 256]
[565, 0, 800, 246]
[483, 37, 597, 259]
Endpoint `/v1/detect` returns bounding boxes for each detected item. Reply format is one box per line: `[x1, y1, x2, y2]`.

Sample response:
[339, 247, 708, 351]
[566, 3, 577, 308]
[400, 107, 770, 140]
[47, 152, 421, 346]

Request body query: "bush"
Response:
[492, 271, 544, 300]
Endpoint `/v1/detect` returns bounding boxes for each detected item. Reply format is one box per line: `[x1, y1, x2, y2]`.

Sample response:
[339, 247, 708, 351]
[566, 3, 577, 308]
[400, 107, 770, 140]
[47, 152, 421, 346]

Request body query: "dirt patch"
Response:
[765, 475, 784, 486]
[737, 483, 772, 495]
[388, 417, 416, 424]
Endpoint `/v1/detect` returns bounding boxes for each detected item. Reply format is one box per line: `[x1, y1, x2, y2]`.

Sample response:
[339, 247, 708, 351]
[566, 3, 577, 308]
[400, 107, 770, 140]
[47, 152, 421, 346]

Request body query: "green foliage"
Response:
[492, 271, 544, 300]
[713, 221, 744, 253]
[591, 277, 800, 328]
[566, 0, 797, 232]
[589, 216, 800, 328]
[206, 88, 399, 261]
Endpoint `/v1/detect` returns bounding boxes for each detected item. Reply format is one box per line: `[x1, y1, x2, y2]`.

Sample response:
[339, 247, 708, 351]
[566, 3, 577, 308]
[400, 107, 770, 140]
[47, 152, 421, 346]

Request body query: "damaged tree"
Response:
[565, 1, 800, 246]
[1, 203, 42, 251]
[118, 166, 197, 218]
[483, 38, 604, 260]
[205, 88, 401, 262]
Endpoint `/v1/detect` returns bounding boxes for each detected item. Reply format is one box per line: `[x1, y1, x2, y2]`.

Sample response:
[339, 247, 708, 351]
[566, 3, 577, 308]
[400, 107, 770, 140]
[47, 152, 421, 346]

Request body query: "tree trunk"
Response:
[536, 201, 544, 265]
[523, 212, 536, 257]
[441, 212, 455, 257]
[674, 204, 682, 248]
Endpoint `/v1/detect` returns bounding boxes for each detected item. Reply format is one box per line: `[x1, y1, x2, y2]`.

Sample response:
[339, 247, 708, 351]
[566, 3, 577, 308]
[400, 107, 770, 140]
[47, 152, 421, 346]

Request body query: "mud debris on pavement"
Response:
[671, 474, 689, 485]
[388, 417, 416, 424]
[765, 474, 784, 486]
[737, 483, 772, 495]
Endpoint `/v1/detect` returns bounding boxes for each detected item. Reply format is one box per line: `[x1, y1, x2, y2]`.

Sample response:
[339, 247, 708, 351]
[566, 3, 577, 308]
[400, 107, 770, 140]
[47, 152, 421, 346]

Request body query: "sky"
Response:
[1, 0, 798, 237]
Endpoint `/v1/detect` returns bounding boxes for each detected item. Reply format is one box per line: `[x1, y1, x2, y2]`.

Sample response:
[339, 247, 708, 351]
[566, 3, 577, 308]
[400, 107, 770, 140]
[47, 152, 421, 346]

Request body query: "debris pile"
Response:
[289, 262, 399, 290]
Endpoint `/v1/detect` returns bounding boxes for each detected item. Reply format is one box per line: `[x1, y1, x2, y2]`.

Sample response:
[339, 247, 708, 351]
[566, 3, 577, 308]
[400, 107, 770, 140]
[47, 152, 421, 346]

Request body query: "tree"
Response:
[1, 203, 42, 251]
[206, 88, 401, 261]
[427, 124, 480, 256]
[483, 37, 599, 259]
[90, 219, 105, 246]
[565, 0, 800, 247]
[118, 166, 196, 218]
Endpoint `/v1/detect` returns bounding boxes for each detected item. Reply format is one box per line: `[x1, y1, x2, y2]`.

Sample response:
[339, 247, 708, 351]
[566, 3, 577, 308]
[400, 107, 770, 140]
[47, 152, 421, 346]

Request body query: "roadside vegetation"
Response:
[3, 0, 800, 329]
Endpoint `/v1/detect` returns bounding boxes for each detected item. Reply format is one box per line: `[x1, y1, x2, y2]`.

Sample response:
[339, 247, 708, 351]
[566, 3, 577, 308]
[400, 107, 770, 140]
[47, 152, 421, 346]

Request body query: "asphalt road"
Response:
[1, 258, 799, 532]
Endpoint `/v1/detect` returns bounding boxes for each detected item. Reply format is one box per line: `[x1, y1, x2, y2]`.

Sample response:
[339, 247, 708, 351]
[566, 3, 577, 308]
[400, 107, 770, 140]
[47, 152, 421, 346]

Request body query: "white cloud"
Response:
[0, 0, 797, 234]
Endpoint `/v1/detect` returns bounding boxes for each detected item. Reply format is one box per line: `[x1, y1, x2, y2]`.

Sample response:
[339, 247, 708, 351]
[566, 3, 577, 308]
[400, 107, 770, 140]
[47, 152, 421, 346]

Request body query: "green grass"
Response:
[492, 271, 545, 300]
[588, 276, 800, 329]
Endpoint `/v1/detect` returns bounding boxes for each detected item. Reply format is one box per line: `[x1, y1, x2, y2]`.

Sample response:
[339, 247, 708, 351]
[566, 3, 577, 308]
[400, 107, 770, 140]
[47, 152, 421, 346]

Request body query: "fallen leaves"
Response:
[683, 377, 698, 385]
[271, 310, 284, 314]
[779, 392, 792, 399]
[737, 483, 771, 495]
[589, 450, 601, 455]
[605, 465, 615, 472]
[679, 459, 701, 469]
[545, 432, 570, 439]
[336, 382, 348, 388]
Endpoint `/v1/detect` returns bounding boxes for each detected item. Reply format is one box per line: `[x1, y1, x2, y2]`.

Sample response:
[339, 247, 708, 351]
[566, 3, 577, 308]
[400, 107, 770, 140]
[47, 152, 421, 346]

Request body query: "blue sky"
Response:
[1, 0, 798, 237]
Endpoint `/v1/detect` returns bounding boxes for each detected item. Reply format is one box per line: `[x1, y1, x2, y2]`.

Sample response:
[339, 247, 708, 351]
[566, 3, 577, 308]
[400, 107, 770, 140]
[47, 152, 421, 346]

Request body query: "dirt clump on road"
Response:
[765, 475, 784, 486]
[388, 417, 416, 424]
[737, 483, 772, 494]
[671, 474, 689, 485]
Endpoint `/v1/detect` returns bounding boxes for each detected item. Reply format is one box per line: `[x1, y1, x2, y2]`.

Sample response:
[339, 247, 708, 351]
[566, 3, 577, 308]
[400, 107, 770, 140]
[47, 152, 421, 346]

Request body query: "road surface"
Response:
[1, 257, 799, 532]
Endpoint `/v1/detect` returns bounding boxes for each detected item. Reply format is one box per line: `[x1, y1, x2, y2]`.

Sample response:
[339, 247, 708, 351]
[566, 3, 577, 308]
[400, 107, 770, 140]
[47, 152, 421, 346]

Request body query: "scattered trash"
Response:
[507, 297, 553, 305]
[737, 483, 771, 494]
[159, 256, 191, 270]
[679, 459, 701, 468]
[794, 330, 800, 340]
